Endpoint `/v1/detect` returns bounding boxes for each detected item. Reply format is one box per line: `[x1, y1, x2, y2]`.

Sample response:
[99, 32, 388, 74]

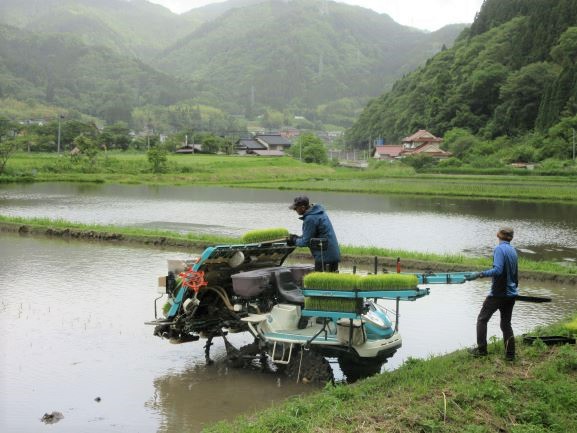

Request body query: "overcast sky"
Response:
[146, 0, 485, 31]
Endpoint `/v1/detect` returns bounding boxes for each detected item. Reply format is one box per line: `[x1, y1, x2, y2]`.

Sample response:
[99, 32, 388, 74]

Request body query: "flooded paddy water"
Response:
[1, 234, 575, 433]
[1, 182, 576, 262]
[1, 183, 576, 431]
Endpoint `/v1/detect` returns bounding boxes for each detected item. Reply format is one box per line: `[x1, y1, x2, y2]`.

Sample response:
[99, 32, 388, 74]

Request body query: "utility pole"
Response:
[571, 128, 575, 164]
[57, 114, 63, 153]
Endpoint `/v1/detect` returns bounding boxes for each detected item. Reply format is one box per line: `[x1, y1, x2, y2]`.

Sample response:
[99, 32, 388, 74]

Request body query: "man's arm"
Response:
[481, 247, 505, 277]
[295, 218, 316, 248]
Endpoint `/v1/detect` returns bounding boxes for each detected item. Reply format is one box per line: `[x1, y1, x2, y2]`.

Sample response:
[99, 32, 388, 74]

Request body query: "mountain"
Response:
[0, 0, 466, 128]
[0, 0, 198, 59]
[0, 24, 194, 122]
[346, 0, 577, 148]
[156, 0, 465, 114]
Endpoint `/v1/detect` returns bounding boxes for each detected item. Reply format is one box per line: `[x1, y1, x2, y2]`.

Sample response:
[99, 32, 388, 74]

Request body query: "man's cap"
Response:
[289, 196, 309, 210]
[498, 227, 514, 240]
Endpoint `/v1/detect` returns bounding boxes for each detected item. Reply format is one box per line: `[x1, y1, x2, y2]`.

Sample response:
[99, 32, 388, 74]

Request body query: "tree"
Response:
[73, 134, 99, 169]
[0, 118, 20, 174]
[289, 133, 328, 164]
[147, 146, 168, 173]
[99, 122, 132, 151]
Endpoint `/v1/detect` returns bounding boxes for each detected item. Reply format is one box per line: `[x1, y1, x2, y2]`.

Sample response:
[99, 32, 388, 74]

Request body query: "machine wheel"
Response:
[228, 342, 260, 369]
[337, 356, 384, 383]
[285, 349, 334, 384]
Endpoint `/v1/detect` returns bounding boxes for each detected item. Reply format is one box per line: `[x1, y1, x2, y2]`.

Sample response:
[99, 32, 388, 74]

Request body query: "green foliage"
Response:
[240, 228, 289, 243]
[147, 146, 168, 174]
[346, 0, 577, 165]
[154, 0, 463, 116]
[289, 133, 328, 164]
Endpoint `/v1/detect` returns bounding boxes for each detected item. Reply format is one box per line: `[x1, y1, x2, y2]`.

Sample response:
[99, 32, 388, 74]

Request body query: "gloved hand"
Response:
[286, 234, 298, 246]
[465, 272, 482, 281]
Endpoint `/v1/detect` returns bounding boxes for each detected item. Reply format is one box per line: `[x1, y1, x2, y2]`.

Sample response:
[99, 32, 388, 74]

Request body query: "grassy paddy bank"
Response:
[1, 216, 576, 283]
[3, 153, 577, 203]
[204, 317, 577, 433]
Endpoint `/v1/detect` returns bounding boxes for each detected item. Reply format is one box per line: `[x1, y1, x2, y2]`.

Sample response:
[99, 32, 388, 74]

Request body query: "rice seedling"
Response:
[357, 274, 419, 291]
[241, 228, 289, 243]
[304, 297, 361, 313]
[303, 272, 361, 291]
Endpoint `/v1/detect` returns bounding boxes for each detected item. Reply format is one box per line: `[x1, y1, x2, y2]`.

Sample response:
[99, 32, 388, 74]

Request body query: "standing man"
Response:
[467, 227, 519, 361]
[288, 196, 340, 272]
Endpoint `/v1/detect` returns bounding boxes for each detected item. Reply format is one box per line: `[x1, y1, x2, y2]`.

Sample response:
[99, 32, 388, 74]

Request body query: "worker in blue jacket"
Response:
[467, 227, 519, 361]
[288, 196, 341, 272]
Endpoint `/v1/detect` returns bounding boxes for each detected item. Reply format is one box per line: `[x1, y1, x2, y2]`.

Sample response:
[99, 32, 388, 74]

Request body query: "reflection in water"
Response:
[0, 183, 576, 261]
[0, 234, 575, 433]
[148, 363, 307, 433]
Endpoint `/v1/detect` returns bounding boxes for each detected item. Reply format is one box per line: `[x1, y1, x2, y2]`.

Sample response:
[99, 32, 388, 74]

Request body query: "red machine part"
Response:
[179, 268, 208, 294]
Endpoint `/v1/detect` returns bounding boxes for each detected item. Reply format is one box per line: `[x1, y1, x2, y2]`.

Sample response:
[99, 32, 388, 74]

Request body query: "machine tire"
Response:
[228, 342, 260, 369]
[337, 356, 384, 383]
[285, 349, 334, 384]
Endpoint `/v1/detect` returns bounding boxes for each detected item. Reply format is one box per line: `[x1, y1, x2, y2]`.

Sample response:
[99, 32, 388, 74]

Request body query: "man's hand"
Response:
[465, 272, 482, 281]
[286, 234, 298, 246]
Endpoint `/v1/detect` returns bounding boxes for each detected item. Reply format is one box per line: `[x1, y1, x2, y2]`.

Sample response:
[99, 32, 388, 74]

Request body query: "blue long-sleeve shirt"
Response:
[481, 241, 519, 297]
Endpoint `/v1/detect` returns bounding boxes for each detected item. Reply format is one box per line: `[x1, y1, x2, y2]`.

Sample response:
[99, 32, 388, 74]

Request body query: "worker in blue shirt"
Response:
[466, 227, 518, 361]
[287, 196, 340, 272]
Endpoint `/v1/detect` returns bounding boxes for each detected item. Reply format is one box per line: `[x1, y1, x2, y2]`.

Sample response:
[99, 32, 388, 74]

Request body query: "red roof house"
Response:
[373, 145, 403, 160]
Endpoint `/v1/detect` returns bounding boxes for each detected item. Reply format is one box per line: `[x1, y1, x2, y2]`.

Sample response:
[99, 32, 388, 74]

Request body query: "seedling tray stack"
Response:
[301, 273, 429, 319]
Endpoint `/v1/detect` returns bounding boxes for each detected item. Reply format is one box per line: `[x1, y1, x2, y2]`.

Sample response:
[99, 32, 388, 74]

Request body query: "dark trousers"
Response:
[315, 261, 339, 272]
[476, 296, 516, 357]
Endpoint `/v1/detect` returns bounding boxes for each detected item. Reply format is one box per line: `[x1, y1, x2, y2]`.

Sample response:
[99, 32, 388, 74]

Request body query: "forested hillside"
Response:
[0, 0, 464, 131]
[0, 0, 197, 59]
[156, 0, 463, 115]
[0, 24, 193, 123]
[346, 0, 577, 164]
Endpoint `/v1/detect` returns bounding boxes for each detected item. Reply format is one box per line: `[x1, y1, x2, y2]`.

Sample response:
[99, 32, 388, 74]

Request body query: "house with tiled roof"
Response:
[254, 134, 292, 151]
[235, 133, 291, 156]
[373, 145, 403, 160]
[401, 129, 443, 149]
[400, 129, 451, 159]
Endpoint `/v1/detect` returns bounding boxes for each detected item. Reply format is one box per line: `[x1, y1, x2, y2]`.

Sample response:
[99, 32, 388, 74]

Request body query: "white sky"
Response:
[146, 0, 485, 31]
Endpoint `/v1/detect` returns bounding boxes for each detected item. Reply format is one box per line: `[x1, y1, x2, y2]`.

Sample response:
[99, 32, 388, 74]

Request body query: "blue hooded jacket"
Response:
[295, 203, 340, 264]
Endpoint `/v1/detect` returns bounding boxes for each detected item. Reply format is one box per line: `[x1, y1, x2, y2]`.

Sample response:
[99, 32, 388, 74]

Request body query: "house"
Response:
[373, 145, 403, 160]
[400, 129, 452, 159]
[175, 144, 202, 154]
[254, 133, 291, 152]
[401, 129, 443, 149]
[235, 133, 291, 156]
[235, 138, 267, 155]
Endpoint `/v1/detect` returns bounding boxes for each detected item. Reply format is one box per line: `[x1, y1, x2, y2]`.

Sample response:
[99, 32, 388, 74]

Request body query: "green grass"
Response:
[204, 315, 577, 433]
[241, 228, 289, 243]
[4, 152, 577, 203]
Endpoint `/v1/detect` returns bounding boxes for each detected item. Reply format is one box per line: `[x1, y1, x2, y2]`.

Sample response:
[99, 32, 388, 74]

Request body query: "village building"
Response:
[373, 129, 452, 160]
[235, 133, 291, 156]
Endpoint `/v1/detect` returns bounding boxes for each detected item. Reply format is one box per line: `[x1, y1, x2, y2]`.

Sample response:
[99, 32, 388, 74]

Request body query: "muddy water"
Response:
[1, 183, 576, 262]
[1, 234, 576, 433]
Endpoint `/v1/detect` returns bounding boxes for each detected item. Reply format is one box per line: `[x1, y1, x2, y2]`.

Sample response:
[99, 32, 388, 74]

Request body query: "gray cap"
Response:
[498, 227, 514, 240]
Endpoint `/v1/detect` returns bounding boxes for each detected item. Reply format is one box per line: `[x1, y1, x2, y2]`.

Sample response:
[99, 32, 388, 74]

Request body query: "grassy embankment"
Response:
[2, 152, 577, 203]
[1, 215, 576, 280]
[204, 317, 577, 433]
